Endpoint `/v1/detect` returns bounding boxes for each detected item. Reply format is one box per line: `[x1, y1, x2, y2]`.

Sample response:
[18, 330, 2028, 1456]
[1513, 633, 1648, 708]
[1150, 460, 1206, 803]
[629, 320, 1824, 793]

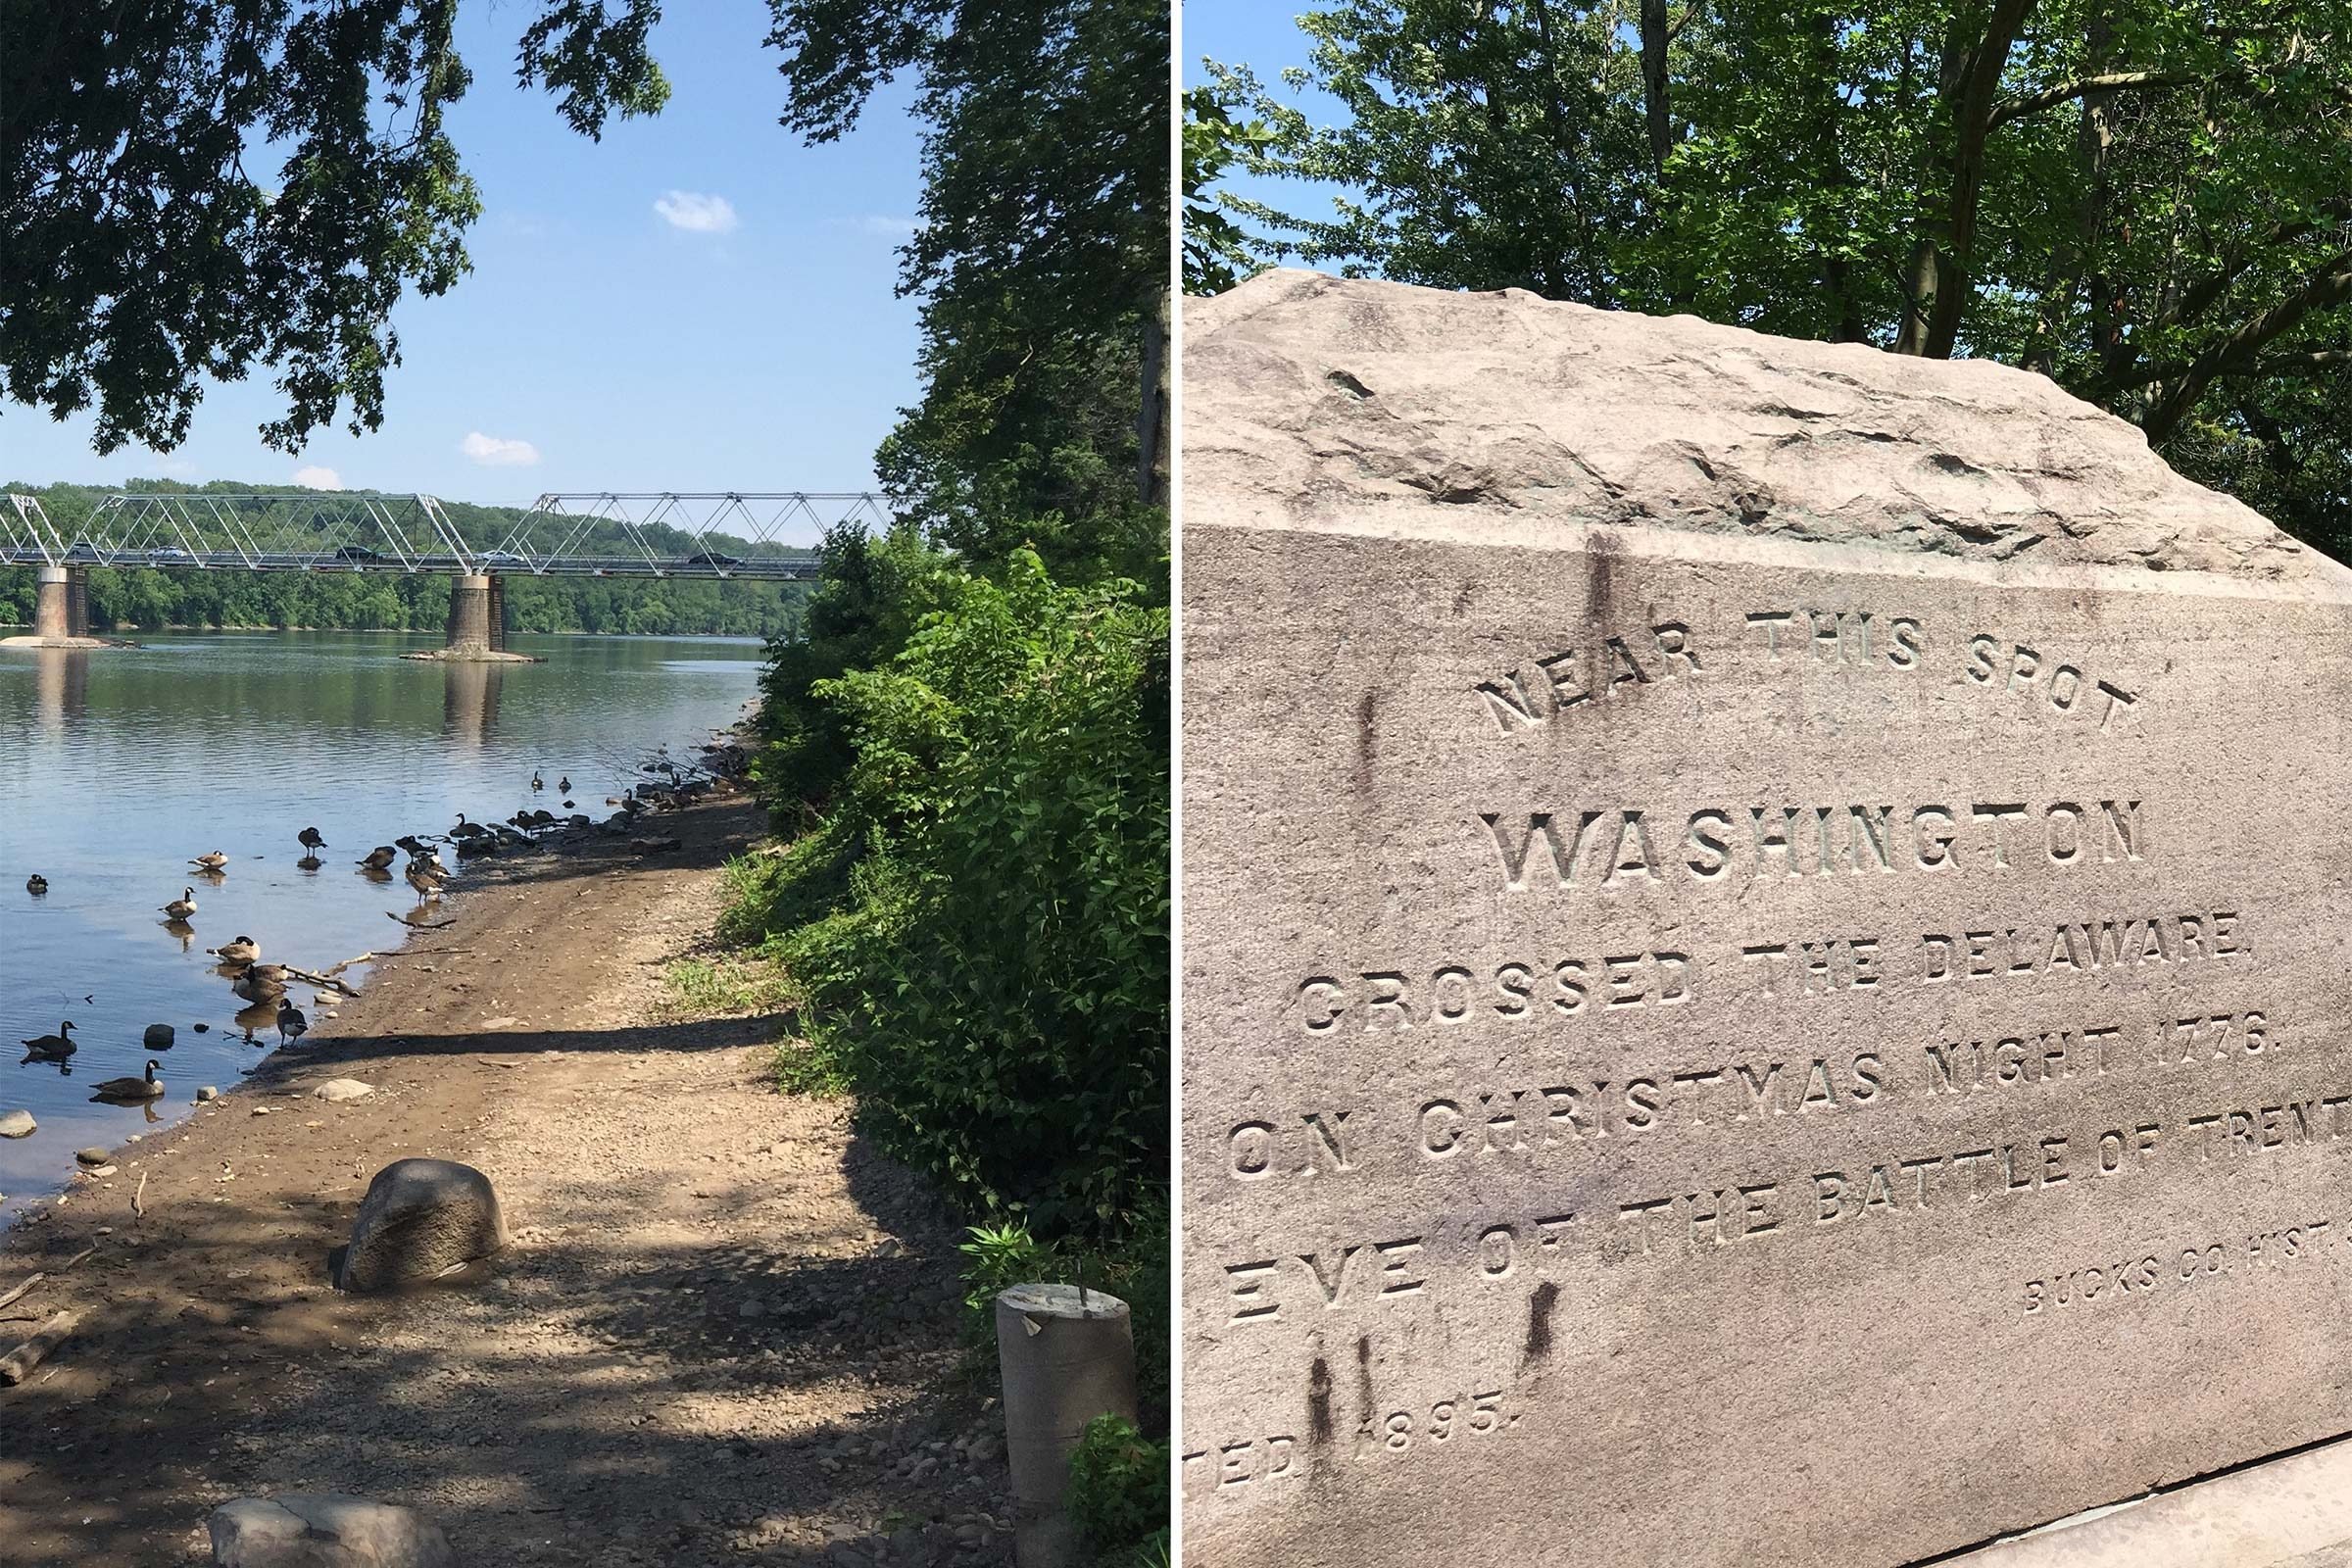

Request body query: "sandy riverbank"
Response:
[0, 789, 1016, 1567]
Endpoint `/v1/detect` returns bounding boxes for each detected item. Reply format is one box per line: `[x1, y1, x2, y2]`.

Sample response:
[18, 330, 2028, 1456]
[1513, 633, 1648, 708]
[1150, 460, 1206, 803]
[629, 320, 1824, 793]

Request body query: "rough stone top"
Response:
[1187, 269, 2348, 586]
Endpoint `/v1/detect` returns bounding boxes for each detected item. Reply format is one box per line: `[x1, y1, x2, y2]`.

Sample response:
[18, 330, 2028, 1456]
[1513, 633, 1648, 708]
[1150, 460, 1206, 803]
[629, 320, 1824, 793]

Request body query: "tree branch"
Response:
[1989, 69, 2201, 129]
[2143, 249, 2352, 443]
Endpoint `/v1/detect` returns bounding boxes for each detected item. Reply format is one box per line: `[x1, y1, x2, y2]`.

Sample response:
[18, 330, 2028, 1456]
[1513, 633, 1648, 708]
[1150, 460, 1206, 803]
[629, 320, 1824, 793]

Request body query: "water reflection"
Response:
[32, 648, 88, 731]
[443, 660, 505, 746]
[160, 918, 196, 952]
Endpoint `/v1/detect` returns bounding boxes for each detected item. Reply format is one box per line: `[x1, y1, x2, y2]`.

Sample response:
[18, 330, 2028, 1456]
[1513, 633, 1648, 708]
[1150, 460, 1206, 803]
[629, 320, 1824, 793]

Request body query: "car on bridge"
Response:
[685, 550, 744, 566]
[146, 546, 194, 564]
[333, 545, 383, 562]
[477, 550, 526, 566]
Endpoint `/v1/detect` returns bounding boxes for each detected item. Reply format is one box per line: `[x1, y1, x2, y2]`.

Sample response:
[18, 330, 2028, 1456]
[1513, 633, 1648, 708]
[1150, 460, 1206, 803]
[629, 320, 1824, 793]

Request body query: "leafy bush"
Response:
[751, 520, 952, 823]
[956, 1202, 1167, 1432]
[1066, 1414, 1170, 1568]
[746, 548, 1168, 1241]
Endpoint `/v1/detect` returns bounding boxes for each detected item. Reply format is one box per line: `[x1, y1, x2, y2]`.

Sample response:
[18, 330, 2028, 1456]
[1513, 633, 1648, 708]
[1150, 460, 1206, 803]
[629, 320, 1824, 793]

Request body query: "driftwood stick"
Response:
[0, 1310, 80, 1386]
[59, 1247, 95, 1273]
[0, 1274, 43, 1312]
[384, 912, 457, 930]
[132, 1171, 148, 1218]
[279, 965, 356, 994]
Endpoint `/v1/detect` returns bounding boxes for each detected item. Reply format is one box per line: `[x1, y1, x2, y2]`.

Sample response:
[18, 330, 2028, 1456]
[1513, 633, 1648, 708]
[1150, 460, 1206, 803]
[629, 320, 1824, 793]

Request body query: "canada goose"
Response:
[394, 834, 429, 856]
[449, 813, 491, 843]
[531, 768, 544, 792]
[493, 822, 530, 846]
[161, 886, 198, 919]
[190, 851, 229, 871]
[558, 775, 570, 794]
[212, 936, 260, 965]
[276, 999, 310, 1046]
[412, 848, 449, 877]
[90, 1060, 164, 1101]
[298, 826, 326, 852]
[358, 846, 396, 870]
[232, 966, 287, 1003]
[24, 874, 46, 895]
[20, 1021, 75, 1059]
[406, 865, 445, 900]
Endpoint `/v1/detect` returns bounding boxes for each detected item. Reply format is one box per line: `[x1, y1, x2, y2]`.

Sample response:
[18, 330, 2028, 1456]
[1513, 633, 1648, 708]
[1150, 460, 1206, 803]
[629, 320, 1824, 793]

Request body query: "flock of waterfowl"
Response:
[16, 759, 718, 1108]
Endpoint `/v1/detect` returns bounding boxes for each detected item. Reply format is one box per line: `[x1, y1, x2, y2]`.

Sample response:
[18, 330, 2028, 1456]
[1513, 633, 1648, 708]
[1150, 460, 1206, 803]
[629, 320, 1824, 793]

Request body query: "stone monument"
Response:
[1180, 270, 2352, 1566]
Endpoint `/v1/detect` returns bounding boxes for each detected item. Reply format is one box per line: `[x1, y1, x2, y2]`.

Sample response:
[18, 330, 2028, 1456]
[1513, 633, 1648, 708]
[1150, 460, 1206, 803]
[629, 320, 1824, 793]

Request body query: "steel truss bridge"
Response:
[1, 491, 891, 581]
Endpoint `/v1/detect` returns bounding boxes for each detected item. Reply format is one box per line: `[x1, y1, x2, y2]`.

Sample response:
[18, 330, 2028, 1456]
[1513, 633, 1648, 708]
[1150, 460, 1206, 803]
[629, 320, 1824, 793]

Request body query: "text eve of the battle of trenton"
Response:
[1193, 599, 2338, 1498]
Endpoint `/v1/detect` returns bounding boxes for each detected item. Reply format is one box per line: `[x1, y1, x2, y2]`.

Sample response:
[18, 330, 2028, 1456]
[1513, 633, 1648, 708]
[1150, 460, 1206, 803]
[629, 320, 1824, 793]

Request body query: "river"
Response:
[0, 630, 764, 1220]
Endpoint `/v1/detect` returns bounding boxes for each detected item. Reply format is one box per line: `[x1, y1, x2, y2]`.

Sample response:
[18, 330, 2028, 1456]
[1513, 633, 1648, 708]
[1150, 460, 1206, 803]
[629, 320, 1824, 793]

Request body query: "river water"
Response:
[0, 630, 764, 1221]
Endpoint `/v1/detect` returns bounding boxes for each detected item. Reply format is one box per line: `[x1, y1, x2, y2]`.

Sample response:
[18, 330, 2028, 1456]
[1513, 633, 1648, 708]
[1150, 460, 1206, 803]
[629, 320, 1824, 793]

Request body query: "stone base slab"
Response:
[1950, 1434, 2352, 1566]
[398, 648, 543, 663]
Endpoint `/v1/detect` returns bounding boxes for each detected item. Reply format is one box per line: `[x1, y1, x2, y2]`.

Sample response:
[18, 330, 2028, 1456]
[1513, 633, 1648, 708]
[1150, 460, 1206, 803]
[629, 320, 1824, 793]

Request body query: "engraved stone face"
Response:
[1180, 271, 2352, 1568]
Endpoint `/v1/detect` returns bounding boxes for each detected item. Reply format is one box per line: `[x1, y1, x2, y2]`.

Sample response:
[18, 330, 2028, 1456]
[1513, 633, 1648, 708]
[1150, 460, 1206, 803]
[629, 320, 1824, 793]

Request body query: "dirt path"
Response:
[0, 789, 1014, 1567]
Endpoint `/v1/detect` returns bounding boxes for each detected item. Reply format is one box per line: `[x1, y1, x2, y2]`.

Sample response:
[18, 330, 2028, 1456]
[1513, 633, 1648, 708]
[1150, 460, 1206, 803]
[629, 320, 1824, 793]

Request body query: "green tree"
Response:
[1207, 0, 2352, 560]
[768, 0, 1172, 582]
[1, 2, 667, 455]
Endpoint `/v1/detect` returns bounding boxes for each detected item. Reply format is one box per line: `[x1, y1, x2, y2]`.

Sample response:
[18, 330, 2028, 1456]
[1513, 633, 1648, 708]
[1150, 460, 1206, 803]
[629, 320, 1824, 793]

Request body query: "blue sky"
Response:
[4, 2, 926, 514]
[1186, 3, 1348, 271]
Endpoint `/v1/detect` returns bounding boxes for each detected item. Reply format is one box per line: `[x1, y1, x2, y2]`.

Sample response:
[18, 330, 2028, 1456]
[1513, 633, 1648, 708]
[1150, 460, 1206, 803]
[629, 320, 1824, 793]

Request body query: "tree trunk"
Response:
[1639, 0, 1673, 174]
[1139, 288, 1169, 507]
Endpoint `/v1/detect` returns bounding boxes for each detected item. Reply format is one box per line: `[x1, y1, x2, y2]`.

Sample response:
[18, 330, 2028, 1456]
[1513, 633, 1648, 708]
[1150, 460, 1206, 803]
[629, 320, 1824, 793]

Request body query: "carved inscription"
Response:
[1479, 800, 2144, 892]
[1472, 609, 2142, 734]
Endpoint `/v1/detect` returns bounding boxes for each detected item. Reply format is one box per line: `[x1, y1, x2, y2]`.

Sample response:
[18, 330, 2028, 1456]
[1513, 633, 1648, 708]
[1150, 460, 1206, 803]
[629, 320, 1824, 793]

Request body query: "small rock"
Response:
[251, 1105, 272, 1116]
[0, 1109, 34, 1139]
[196, 1086, 219, 1102]
[143, 1023, 175, 1049]
[313, 1079, 373, 1102]
[74, 1147, 110, 1167]
[82, 1164, 118, 1178]
[192, 1022, 210, 1033]
[738, 1298, 765, 1320]
[338, 1158, 505, 1293]
[208, 1493, 455, 1567]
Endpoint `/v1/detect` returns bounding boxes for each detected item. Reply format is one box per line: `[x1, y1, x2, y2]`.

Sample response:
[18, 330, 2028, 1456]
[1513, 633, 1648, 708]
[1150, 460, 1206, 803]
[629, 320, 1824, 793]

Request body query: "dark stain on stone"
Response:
[1523, 1281, 1560, 1366]
[1354, 687, 1378, 793]
[1326, 368, 1375, 400]
[1354, 1334, 1376, 1430]
[1307, 1356, 1335, 1445]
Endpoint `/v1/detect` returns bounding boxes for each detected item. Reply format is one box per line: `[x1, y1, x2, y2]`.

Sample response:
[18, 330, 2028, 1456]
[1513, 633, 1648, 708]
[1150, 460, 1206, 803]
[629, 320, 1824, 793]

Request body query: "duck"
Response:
[90, 1059, 165, 1101]
[297, 826, 326, 853]
[161, 886, 198, 919]
[211, 936, 260, 965]
[24, 874, 46, 895]
[20, 1021, 75, 1059]
[276, 999, 310, 1046]
[357, 845, 397, 870]
[189, 851, 229, 871]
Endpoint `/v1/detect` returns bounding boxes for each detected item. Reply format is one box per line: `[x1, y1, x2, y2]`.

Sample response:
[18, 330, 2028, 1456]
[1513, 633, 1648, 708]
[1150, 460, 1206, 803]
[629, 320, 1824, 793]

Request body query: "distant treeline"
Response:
[0, 480, 815, 637]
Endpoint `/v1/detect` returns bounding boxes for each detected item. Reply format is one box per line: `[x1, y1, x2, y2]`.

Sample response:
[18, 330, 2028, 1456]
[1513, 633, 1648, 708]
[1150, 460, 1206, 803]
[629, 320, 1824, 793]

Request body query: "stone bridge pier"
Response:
[407, 571, 537, 663]
[14, 565, 100, 647]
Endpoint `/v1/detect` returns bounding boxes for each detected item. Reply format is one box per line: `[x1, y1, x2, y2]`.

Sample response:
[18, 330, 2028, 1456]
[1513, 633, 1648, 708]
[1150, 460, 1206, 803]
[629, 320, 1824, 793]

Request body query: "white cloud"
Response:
[654, 190, 740, 234]
[460, 431, 541, 468]
[292, 466, 342, 490]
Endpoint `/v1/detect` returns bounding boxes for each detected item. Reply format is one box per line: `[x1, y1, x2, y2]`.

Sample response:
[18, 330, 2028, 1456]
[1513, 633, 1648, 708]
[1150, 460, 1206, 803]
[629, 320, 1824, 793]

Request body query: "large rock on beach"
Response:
[208, 1494, 455, 1567]
[0, 1108, 33, 1139]
[336, 1158, 506, 1294]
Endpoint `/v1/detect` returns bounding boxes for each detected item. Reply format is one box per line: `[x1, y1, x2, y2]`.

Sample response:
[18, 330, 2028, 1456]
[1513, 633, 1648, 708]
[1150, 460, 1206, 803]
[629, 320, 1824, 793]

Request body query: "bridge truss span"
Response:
[1, 490, 890, 580]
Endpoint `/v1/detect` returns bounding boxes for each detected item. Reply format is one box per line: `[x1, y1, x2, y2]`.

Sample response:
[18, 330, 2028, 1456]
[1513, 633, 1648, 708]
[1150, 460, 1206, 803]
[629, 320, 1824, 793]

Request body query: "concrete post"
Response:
[444, 573, 494, 655]
[995, 1284, 1139, 1568]
[64, 568, 90, 638]
[32, 567, 72, 641]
